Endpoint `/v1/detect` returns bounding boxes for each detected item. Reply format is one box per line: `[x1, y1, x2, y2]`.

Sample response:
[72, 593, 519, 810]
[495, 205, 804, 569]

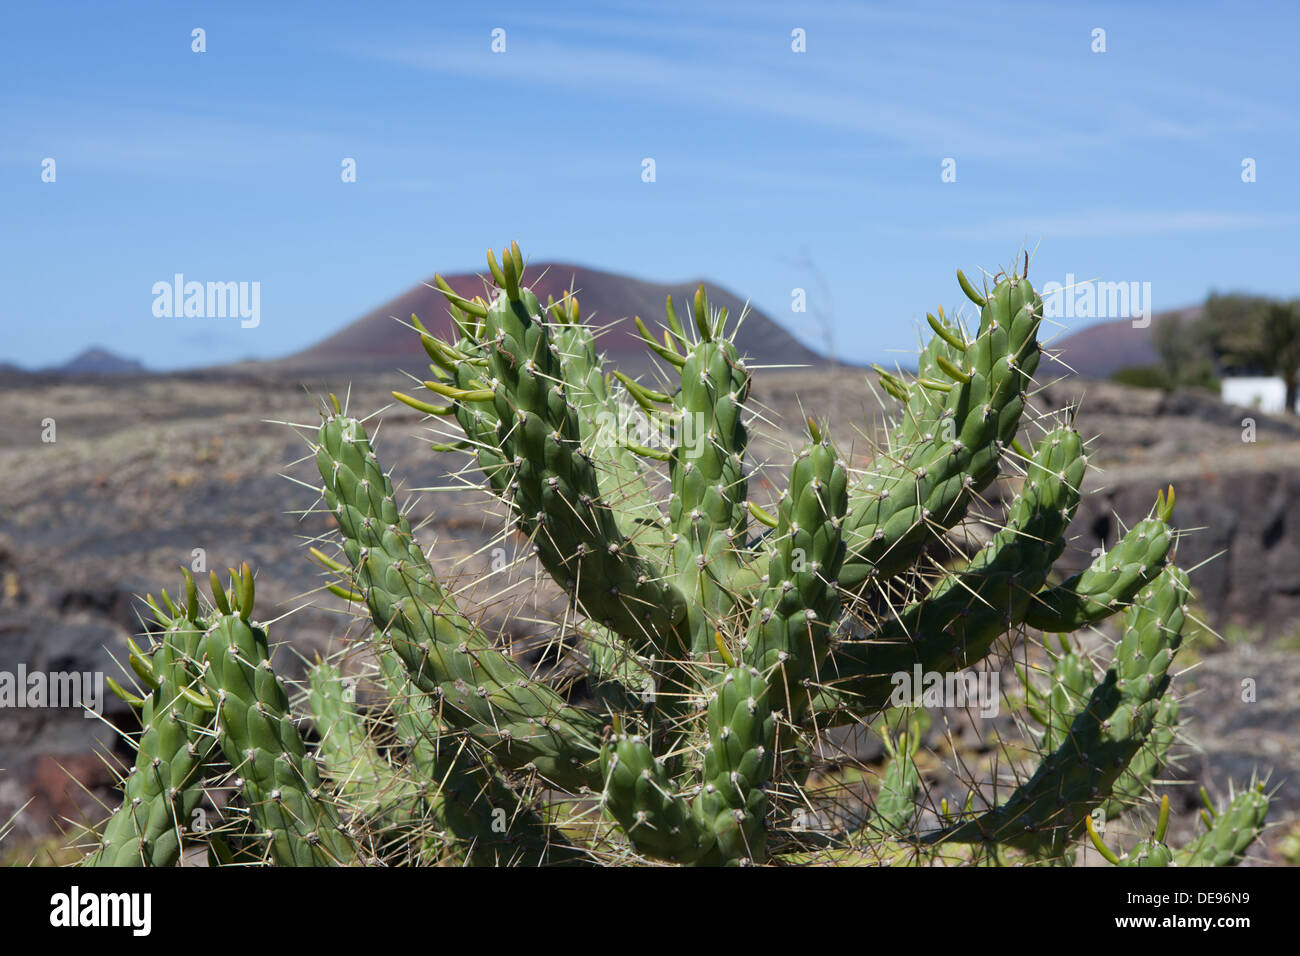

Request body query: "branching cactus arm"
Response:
[198, 567, 358, 866]
[931, 565, 1190, 855]
[837, 273, 1043, 591]
[423, 247, 687, 653]
[314, 411, 608, 792]
[818, 425, 1088, 718]
[744, 425, 848, 724]
[601, 664, 775, 866]
[85, 573, 216, 867]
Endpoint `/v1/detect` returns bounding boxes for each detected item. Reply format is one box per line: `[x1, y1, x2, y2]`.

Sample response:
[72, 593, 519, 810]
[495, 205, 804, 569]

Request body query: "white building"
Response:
[1221, 376, 1299, 414]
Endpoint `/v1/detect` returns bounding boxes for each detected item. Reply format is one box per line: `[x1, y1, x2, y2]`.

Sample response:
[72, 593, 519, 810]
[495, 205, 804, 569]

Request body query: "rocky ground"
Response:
[0, 361, 1296, 864]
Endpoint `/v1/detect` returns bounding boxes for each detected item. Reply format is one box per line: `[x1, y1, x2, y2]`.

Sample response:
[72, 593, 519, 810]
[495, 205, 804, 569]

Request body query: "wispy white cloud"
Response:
[345, 37, 1084, 162]
[339, 3, 1291, 169]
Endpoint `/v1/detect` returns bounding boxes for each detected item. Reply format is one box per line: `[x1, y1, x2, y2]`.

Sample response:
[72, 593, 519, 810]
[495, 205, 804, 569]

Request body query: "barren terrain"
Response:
[1, 358, 1297, 862]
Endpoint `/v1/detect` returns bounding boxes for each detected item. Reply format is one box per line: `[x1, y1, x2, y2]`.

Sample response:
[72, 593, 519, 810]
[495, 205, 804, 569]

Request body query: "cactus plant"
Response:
[77, 245, 1270, 866]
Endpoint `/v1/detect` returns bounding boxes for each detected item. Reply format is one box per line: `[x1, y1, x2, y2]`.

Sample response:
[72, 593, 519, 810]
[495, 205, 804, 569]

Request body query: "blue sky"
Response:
[2, 1, 1297, 370]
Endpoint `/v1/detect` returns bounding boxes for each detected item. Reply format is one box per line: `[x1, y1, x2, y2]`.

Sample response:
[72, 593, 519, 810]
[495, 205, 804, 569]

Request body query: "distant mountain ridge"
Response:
[1043, 306, 1203, 379]
[54, 347, 147, 376]
[0, 347, 149, 379]
[276, 261, 826, 375]
[4, 282, 1202, 384]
